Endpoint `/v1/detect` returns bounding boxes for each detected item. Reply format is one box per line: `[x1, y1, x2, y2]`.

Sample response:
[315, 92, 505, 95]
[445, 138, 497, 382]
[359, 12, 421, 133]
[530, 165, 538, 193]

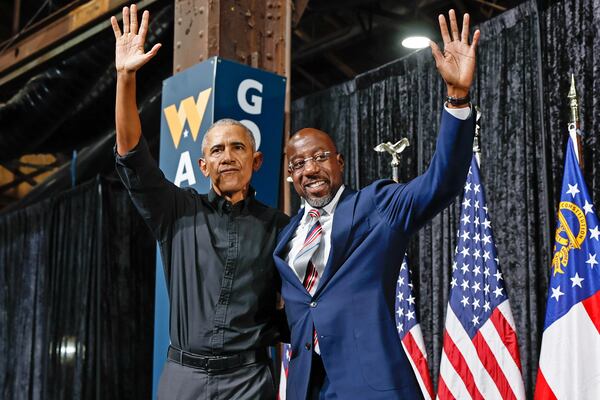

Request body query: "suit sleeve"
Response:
[115, 136, 189, 242]
[371, 108, 475, 234]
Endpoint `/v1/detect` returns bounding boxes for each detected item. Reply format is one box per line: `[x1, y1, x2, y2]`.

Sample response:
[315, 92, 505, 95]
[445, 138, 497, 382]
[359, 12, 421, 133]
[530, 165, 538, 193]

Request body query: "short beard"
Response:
[304, 189, 336, 208]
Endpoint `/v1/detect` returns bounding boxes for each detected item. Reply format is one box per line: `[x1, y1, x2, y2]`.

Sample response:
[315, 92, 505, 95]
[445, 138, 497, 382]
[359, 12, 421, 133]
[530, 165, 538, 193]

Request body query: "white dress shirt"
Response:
[284, 105, 471, 280]
[285, 184, 346, 279]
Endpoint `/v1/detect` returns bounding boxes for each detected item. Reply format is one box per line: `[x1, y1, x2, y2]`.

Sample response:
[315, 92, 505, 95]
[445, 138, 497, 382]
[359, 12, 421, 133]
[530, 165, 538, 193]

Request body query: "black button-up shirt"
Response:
[115, 137, 289, 354]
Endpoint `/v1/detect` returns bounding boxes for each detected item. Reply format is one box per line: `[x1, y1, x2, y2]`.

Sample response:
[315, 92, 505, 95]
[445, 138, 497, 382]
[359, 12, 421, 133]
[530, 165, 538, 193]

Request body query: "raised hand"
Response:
[430, 10, 480, 98]
[111, 4, 161, 73]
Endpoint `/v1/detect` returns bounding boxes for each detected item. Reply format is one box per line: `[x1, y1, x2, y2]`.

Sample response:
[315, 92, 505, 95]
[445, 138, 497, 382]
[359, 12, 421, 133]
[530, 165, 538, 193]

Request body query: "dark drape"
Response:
[0, 178, 155, 399]
[292, 0, 600, 396]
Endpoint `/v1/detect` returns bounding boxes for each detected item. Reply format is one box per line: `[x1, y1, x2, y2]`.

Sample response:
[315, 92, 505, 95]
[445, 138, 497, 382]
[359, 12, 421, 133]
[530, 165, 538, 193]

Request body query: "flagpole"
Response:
[567, 74, 584, 169]
[473, 106, 482, 167]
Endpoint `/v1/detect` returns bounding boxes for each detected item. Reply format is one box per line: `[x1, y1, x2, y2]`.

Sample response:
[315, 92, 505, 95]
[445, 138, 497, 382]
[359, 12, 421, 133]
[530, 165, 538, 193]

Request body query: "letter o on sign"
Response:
[240, 119, 261, 151]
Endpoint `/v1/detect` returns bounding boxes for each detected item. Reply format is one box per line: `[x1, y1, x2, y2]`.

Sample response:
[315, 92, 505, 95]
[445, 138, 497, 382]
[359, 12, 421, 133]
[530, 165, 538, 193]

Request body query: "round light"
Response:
[401, 36, 431, 49]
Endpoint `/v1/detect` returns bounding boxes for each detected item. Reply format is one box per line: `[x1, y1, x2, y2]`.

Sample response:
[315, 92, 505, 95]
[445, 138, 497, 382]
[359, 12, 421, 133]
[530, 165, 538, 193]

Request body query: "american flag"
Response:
[437, 156, 525, 399]
[277, 343, 292, 399]
[535, 138, 600, 399]
[395, 255, 434, 399]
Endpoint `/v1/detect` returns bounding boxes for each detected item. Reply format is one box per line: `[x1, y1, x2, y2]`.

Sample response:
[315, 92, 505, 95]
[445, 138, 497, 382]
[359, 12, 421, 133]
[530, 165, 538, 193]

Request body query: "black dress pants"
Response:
[157, 359, 275, 400]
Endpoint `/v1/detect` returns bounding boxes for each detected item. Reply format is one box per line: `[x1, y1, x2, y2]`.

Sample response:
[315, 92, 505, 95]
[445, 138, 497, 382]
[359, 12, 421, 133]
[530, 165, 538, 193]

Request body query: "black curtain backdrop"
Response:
[291, 0, 600, 396]
[0, 178, 155, 399]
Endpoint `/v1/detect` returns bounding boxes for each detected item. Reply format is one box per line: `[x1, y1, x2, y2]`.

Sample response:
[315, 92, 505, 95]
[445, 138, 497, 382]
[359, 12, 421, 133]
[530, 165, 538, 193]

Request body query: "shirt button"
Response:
[305, 342, 311, 350]
[309, 301, 317, 308]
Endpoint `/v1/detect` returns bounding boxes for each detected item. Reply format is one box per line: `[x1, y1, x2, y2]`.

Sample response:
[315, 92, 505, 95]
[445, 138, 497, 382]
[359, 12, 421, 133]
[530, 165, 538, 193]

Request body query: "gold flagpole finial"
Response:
[567, 74, 579, 126]
[567, 74, 584, 169]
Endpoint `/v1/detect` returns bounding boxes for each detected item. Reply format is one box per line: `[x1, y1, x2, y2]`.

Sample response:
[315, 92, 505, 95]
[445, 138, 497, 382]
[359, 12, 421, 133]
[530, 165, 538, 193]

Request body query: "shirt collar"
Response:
[208, 186, 256, 214]
[302, 184, 346, 223]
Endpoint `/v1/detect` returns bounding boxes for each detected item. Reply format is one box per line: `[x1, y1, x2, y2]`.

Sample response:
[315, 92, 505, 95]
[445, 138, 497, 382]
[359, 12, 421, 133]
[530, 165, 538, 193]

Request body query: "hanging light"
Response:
[401, 36, 431, 49]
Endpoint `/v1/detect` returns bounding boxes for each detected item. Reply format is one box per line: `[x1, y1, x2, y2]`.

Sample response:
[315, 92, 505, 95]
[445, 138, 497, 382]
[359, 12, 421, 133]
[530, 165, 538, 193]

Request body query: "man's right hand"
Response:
[111, 4, 161, 73]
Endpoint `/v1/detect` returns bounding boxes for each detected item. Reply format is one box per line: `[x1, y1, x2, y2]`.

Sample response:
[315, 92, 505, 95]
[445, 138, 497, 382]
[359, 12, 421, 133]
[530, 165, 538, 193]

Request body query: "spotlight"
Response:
[401, 36, 431, 49]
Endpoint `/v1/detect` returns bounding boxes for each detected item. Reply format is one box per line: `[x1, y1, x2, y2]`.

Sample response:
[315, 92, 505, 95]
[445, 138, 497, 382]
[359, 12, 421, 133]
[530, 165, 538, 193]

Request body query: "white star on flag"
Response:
[589, 226, 600, 241]
[586, 253, 598, 268]
[566, 183, 580, 198]
[550, 285, 564, 301]
[570, 273, 584, 288]
[493, 286, 503, 298]
[482, 218, 491, 230]
[461, 296, 470, 307]
[583, 200, 594, 214]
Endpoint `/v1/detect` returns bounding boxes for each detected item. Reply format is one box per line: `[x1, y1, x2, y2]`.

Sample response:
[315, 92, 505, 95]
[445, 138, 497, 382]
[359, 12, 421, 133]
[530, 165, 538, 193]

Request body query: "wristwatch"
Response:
[446, 94, 471, 106]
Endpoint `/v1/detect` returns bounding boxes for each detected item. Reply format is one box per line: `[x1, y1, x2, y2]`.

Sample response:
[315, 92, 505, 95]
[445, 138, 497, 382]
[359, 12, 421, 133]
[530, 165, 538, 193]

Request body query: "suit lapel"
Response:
[315, 187, 356, 295]
[274, 212, 306, 292]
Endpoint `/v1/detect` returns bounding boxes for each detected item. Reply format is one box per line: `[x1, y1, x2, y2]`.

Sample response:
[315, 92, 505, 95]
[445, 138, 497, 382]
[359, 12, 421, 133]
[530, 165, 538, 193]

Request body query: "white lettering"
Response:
[237, 79, 263, 115]
[240, 119, 261, 150]
[174, 151, 196, 187]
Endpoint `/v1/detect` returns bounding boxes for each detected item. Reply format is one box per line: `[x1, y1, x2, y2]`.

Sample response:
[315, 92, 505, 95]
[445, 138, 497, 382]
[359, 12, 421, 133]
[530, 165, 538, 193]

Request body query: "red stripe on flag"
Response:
[582, 289, 600, 335]
[437, 375, 456, 400]
[490, 308, 522, 370]
[534, 369, 558, 400]
[442, 330, 485, 400]
[472, 331, 516, 400]
[402, 331, 434, 398]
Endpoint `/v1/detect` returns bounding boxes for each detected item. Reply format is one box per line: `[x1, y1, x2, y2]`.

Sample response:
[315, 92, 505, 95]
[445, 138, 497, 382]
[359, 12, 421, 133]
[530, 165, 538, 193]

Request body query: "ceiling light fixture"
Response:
[401, 36, 431, 49]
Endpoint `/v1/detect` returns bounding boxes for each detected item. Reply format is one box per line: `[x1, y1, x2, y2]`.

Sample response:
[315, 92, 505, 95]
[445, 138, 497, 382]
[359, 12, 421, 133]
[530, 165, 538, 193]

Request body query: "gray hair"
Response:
[201, 118, 256, 154]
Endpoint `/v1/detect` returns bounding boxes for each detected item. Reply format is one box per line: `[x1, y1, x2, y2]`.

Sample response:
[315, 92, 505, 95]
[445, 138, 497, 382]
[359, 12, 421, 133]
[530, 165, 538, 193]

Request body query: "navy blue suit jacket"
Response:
[274, 109, 475, 399]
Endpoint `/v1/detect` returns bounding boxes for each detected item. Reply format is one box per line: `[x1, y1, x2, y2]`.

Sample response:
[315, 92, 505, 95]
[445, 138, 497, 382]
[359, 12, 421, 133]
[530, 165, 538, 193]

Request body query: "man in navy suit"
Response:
[274, 10, 480, 400]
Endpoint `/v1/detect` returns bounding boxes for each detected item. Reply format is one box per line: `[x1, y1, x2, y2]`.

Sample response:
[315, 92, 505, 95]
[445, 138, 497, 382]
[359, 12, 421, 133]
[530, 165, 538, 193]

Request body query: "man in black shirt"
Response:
[111, 5, 289, 399]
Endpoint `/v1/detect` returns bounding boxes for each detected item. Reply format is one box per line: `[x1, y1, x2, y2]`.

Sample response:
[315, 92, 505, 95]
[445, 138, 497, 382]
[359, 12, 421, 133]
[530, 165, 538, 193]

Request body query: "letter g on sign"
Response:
[237, 79, 263, 115]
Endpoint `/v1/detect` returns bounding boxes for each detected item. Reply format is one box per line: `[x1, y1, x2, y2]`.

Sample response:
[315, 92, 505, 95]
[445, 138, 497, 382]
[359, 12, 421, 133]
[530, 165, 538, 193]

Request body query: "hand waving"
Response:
[111, 4, 161, 73]
[430, 10, 480, 98]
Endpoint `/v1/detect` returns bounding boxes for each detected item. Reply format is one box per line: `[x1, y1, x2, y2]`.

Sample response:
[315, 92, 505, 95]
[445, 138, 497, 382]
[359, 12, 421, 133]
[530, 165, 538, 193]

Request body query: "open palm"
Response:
[111, 5, 161, 73]
[430, 10, 480, 97]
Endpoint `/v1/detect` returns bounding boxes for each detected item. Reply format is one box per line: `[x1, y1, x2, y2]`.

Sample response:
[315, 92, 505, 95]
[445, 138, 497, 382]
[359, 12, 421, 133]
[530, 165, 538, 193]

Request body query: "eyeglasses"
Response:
[288, 151, 333, 173]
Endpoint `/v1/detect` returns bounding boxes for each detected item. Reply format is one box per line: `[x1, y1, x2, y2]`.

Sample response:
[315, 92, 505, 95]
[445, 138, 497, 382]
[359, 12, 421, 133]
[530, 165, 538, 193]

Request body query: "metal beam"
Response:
[12, 0, 21, 35]
[292, 0, 310, 27]
[471, 0, 507, 12]
[293, 24, 369, 63]
[293, 65, 325, 89]
[0, 0, 132, 76]
[294, 28, 355, 78]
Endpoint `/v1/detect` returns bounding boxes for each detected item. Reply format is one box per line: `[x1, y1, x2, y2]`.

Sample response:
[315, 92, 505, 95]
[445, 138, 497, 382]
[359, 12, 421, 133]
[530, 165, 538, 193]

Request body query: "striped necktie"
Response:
[294, 208, 323, 354]
[294, 209, 323, 294]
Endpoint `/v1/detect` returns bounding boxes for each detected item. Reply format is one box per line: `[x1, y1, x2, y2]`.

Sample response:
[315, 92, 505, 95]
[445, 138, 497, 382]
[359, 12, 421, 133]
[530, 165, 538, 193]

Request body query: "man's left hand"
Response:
[430, 10, 480, 98]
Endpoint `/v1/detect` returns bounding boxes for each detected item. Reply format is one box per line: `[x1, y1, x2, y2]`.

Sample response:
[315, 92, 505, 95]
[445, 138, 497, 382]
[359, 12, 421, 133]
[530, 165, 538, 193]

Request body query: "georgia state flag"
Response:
[535, 138, 600, 399]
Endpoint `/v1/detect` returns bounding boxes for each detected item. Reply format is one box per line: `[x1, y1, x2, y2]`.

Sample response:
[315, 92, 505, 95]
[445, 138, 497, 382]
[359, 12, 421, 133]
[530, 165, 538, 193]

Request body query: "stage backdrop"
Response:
[0, 178, 155, 399]
[291, 0, 600, 396]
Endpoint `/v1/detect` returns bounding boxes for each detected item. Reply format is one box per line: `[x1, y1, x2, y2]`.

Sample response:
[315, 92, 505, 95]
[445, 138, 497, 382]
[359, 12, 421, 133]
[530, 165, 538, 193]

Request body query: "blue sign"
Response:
[152, 58, 286, 398]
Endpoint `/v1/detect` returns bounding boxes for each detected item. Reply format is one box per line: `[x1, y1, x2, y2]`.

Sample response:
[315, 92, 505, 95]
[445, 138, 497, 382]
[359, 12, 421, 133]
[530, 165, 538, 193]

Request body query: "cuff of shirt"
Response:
[114, 136, 151, 167]
[444, 104, 472, 120]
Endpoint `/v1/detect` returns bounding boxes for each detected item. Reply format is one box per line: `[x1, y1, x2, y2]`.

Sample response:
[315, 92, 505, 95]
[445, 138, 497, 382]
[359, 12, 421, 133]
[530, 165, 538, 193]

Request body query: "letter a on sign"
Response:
[174, 151, 197, 187]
